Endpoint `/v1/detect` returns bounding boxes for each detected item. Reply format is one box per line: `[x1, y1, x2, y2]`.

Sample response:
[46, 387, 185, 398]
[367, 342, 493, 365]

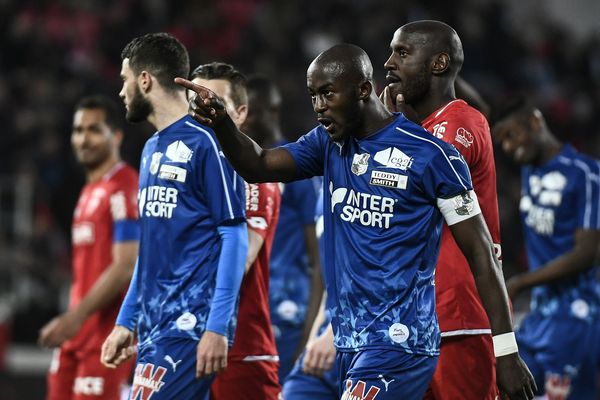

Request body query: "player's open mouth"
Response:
[318, 117, 335, 133]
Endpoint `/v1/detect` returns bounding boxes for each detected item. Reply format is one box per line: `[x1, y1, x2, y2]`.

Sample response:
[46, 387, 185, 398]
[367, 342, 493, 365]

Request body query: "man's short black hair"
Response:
[190, 62, 247, 108]
[121, 33, 190, 94]
[491, 94, 539, 127]
[75, 95, 123, 131]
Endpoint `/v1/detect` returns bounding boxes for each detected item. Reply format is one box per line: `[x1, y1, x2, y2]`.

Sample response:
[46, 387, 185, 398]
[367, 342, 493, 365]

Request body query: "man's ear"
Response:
[235, 104, 248, 126]
[359, 80, 372, 100]
[431, 53, 450, 75]
[139, 71, 153, 93]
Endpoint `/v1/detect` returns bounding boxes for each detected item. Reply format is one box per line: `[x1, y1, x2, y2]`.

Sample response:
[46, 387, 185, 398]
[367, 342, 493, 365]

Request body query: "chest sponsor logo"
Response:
[131, 363, 167, 400]
[369, 171, 407, 190]
[73, 376, 104, 396]
[351, 153, 370, 176]
[158, 164, 187, 183]
[72, 222, 95, 245]
[139, 186, 179, 219]
[374, 147, 413, 170]
[521, 171, 567, 235]
[149, 152, 163, 175]
[330, 183, 397, 229]
[165, 140, 193, 163]
[342, 379, 381, 400]
[455, 127, 474, 148]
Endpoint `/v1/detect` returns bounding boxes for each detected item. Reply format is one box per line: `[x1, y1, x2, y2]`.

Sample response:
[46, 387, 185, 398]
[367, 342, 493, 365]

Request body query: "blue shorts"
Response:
[337, 349, 438, 400]
[517, 311, 600, 399]
[130, 337, 212, 400]
[282, 350, 339, 400]
[274, 325, 302, 382]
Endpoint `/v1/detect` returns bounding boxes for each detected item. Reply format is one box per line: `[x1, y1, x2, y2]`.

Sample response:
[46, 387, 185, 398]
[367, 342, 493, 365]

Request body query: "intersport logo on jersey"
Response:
[138, 185, 179, 218]
[330, 182, 396, 229]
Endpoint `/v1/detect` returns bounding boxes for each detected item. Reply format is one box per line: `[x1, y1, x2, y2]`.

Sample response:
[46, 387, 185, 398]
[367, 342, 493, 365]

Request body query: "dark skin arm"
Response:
[175, 78, 297, 183]
[507, 229, 600, 299]
[450, 214, 536, 400]
[295, 224, 324, 358]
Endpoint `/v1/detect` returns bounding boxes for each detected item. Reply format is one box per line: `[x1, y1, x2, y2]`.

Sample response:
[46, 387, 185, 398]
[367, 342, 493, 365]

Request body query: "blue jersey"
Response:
[520, 144, 600, 319]
[135, 115, 245, 346]
[284, 114, 476, 355]
[270, 140, 321, 328]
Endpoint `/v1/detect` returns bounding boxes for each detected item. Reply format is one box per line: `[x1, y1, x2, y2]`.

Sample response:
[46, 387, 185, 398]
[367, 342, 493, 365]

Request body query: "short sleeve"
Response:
[575, 159, 600, 230]
[282, 127, 327, 179]
[198, 138, 246, 226]
[440, 111, 489, 167]
[111, 170, 140, 242]
[246, 182, 280, 239]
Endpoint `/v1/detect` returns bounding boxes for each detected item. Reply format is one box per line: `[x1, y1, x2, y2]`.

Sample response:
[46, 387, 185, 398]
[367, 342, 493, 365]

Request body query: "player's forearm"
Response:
[466, 244, 514, 334]
[73, 261, 135, 321]
[307, 292, 328, 343]
[116, 260, 141, 331]
[516, 249, 596, 290]
[298, 260, 324, 353]
[244, 229, 264, 274]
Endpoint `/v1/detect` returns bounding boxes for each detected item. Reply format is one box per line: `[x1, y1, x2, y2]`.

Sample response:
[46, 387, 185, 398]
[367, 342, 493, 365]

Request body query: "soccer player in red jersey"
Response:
[189, 62, 282, 399]
[383, 21, 509, 399]
[39, 95, 139, 400]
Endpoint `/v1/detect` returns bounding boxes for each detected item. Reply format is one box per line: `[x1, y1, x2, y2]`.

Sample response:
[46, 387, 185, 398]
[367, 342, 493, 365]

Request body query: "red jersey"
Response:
[228, 182, 281, 361]
[65, 162, 139, 351]
[421, 100, 501, 335]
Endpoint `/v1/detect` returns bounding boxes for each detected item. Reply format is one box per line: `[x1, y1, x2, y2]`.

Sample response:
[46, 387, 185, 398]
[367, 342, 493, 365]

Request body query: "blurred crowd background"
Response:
[0, 0, 599, 397]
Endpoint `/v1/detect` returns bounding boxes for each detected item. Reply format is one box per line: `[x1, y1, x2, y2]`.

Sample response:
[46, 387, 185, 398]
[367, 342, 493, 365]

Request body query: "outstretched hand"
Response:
[496, 353, 537, 399]
[174, 77, 228, 127]
[379, 86, 420, 124]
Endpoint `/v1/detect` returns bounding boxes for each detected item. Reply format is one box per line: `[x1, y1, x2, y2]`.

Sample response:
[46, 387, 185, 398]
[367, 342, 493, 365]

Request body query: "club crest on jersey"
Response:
[369, 171, 407, 190]
[165, 140, 193, 163]
[374, 147, 413, 170]
[342, 379, 381, 400]
[131, 363, 167, 400]
[455, 127, 474, 148]
[149, 152, 163, 175]
[453, 192, 475, 216]
[351, 153, 370, 176]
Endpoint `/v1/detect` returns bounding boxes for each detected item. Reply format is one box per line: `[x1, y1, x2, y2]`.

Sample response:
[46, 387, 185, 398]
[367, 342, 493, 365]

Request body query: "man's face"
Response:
[190, 78, 247, 128]
[494, 115, 538, 165]
[307, 63, 361, 142]
[384, 28, 432, 106]
[119, 58, 152, 122]
[71, 108, 119, 169]
[241, 91, 275, 143]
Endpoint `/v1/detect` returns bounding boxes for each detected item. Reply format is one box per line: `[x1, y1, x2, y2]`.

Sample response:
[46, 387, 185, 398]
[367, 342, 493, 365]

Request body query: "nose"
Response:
[383, 53, 395, 71]
[119, 85, 125, 100]
[313, 96, 327, 113]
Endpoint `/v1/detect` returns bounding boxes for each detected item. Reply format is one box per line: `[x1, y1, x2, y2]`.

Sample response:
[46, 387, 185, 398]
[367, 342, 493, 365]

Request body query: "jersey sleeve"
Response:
[198, 140, 246, 226]
[422, 142, 481, 225]
[111, 171, 140, 243]
[575, 159, 600, 230]
[282, 127, 326, 179]
[290, 177, 321, 225]
[245, 182, 280, 239]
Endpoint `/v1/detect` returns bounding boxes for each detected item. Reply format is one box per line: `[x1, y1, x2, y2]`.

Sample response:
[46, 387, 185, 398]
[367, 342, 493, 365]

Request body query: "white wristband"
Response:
[493, 332, 519, 357]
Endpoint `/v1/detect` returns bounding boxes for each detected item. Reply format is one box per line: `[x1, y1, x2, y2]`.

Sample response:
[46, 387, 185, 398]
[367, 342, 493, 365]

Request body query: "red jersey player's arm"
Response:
[450, 214, 537, 399]
[506, 229, 600, 299]
[296, 225, 324, 358]
[39, 241, 138, 348]
[244, 230, 265, 274]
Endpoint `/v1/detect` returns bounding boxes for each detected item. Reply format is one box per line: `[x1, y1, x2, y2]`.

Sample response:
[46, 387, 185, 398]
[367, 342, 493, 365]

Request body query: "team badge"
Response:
[149, 152, 163, 175]
[351, 153, 370, 176]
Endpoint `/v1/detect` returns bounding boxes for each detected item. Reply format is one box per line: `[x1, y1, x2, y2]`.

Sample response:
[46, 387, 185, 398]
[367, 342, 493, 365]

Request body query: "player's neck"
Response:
[536, 135, 562, 167]
[86, 156, 120, 183]
[148, 92, 189, 132]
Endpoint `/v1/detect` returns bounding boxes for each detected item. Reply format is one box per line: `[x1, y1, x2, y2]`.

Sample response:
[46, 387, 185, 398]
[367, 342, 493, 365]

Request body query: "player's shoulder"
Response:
[558, 145, 600, 180]
[106, 162, 138, 188]
[393, 114, 460, 157]
[442, 100, 489, 130]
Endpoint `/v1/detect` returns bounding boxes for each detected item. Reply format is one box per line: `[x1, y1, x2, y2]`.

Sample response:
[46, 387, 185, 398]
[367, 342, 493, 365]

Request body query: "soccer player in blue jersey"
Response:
[242, 75, 323, 381]
[100, 33, 248, 399]
[176, 43, 535, 399]
[494, 96, 600, 399]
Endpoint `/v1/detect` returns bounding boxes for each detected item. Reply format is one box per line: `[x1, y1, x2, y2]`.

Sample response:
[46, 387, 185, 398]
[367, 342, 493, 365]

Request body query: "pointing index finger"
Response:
[174, 77, 216, 98]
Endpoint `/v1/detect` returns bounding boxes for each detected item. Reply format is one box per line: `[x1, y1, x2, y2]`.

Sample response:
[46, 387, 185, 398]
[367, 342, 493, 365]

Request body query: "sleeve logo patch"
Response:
[453, 192, 475, 215]
[455, 127, 474, 148]
[369, 171, 407, 190]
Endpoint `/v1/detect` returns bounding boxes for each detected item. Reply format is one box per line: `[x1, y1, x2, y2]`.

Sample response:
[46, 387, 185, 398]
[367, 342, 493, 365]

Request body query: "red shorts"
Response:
[46, 347, 133, 400]
[211, 360, 281, 400]
[424, 334, 499, 400]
